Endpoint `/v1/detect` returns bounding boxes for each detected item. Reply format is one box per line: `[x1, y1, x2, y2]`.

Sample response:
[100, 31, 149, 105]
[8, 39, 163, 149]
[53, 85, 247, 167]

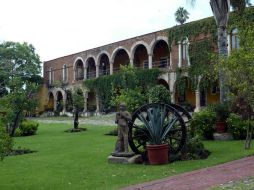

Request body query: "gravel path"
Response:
[33, 114, 117, 126]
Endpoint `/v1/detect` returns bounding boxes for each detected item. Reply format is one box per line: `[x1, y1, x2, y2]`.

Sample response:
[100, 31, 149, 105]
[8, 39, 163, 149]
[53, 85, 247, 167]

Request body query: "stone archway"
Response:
[133, 44, 149, 69]
[111, 48, 130, 71]
[98, 53, 110, 76]
[74, 59, 85, 81]
[86, 57, 96, 79]
[151, 40, 170, 68]
[56, 91, 64, 112]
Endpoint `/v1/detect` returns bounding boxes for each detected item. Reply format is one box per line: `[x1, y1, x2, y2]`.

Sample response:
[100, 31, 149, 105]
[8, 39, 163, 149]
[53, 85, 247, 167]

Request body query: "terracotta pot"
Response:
[147, 143, 169, 165]
[216, 121, 227, 133]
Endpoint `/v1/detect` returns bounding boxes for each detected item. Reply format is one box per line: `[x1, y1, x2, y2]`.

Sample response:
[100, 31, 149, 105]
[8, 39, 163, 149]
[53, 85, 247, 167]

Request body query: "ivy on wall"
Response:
[172, 6, 254, 94]
[84, 66, 161, 112]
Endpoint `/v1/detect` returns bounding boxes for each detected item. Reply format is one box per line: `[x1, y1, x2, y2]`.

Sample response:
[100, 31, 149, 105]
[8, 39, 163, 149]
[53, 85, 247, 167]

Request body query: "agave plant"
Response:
[137, 104, 178, 145]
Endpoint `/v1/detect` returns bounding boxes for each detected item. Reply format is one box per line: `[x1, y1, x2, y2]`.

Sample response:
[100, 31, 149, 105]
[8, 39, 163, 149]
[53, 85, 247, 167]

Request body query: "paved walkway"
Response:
[122, 156, 254, 190]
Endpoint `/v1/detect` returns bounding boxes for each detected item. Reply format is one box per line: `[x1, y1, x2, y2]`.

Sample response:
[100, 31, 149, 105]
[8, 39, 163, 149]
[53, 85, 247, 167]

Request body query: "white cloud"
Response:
[1, 0, 252, 61]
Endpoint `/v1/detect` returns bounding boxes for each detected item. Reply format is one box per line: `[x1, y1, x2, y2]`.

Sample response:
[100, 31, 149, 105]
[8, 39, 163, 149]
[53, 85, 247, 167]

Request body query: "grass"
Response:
[0, 122, 253, 190]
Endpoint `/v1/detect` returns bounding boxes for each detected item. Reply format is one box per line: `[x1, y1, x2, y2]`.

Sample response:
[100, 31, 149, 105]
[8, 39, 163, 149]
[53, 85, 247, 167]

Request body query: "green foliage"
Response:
[72, 88, 84, 112]
[85, 65, 160, 112]
[110, 88, 147, 113]
[19, 120, 39, 136]
[226, 113, 250, 140]
[138, 104, 176, 145]
[213, 103, 230, 122]
[190, 108, 216, 140]
[0, 41, 41, 136]
[148, 85, 171, 104]
[0, 121, 13, 161]
[175, 7, 189, 25]
[185, 136, 210, 160]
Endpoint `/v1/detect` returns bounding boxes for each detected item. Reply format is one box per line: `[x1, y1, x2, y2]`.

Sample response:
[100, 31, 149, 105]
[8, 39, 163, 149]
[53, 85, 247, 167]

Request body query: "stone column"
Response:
[178, 43, 182, 68]
[110, 62, 113, 75]
[194, 89, 201, 112]
[148, 54, 153, 69]
[227, 34, 231, 56]
[96, 65, 99, 78]
[84, 67, 87, 80]
[54, 99, 57, 111]
[171, 92, 175, 104]
[130, 59, 134, 67]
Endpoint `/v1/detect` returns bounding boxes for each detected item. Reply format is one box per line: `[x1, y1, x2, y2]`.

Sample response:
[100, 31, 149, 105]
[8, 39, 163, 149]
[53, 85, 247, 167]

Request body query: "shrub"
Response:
[227, 113, 249, 140]
[19, 120, 39, 136]
[148, 85, 171, 104]
[213, 103, 230, 122]
[185, 136, 210, 160]
[190, 108, 216, 140]
[110, 88, 147, 113]
[0, 120, 13, 160]
[179, 101, 195, 112]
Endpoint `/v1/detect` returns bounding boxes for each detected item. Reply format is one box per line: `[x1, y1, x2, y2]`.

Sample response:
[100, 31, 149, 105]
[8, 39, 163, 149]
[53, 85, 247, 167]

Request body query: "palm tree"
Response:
[175, 7, 190, 25]
[188, 0, 250, 102]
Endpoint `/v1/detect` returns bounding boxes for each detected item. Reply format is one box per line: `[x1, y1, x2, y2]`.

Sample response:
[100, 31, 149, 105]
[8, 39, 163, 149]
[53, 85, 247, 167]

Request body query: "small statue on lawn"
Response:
[114, 103, 132, 154]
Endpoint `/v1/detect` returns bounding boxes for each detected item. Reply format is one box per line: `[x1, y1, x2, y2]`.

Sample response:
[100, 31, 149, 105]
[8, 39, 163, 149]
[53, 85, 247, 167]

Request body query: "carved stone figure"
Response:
[114, 103, 132, 154]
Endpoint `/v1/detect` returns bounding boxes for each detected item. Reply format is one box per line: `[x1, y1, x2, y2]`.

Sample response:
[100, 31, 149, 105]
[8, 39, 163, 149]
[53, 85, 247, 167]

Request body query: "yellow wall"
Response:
[38, 84, 49, 113]
[207, 89, 220, 105]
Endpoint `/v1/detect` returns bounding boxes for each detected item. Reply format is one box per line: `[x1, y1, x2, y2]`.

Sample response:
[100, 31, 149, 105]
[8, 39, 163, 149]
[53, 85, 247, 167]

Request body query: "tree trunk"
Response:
[210, 0, 230, 103]
[245, 122, 253, 149]
[217, 26, 228, 102]
[73, 110, 79, 129]
[10, 110, 22, 136]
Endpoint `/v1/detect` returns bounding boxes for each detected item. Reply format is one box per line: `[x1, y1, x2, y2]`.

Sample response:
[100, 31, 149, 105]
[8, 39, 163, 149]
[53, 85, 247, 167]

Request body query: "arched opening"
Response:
[86, 57, 96, 79]
[113, 49, 130, 72]
[175, 77, 195, 111]
[87, 91, 96, 112]
[66, 90, 73, 112]
[75, 59, 84, 81]
[133, 44, 148, 69]
[56, 91, 64, 112]
[47, 92, 54, 111]
[99, 54, 110, 76]
[152, 40, 170, 68]
[157, 79, 169, 90]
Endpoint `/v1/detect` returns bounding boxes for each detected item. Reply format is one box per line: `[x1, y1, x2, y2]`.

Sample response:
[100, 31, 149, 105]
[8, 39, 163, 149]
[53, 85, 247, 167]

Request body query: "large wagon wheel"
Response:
[128, 103, 187, 156]
[169, 104, 192, 128]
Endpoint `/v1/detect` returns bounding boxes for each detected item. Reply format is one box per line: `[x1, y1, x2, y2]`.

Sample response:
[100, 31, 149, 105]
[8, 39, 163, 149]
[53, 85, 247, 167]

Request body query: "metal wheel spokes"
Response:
[128, 103, 187, 155]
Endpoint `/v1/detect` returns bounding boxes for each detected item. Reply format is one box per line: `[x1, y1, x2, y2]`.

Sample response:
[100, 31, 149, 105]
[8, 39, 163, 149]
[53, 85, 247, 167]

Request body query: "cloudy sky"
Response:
[0, 0, 253, 61]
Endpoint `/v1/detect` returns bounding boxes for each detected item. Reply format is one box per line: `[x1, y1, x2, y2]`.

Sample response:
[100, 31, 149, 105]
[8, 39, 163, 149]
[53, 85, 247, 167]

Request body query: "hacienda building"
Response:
[39, 9, 246, 116]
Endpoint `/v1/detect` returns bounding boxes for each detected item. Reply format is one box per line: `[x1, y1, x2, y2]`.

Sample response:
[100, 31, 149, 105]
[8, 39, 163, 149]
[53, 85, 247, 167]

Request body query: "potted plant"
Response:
[137, 104, 176, 165]
[214, 103, 230, 133]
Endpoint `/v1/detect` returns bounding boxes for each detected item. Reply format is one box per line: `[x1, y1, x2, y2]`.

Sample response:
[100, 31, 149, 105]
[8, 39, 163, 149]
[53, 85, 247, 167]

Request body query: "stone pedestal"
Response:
[213, 133, 233, 141]
[108, 154, 143, 164]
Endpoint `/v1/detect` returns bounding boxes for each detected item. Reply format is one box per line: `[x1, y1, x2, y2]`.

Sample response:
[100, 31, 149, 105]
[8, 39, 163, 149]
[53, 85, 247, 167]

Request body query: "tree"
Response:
[188, 0, 251, 102]
[72, 88, 84, 130]
[0, 41, 41, 136]
[175, 7, 190, 25]
[219, 22, 254, 149]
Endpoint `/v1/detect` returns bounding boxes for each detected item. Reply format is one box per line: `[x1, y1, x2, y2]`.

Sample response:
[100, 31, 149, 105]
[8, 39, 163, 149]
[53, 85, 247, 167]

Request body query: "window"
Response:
[49, 67, 53, 84]
[182, 39, 188, 60]
[231, 28, 240, 50]
[62, 64, 67, 82]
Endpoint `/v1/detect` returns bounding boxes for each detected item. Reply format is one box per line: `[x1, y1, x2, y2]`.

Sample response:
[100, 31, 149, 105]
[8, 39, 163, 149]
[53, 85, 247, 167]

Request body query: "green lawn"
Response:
[0, 122, 253, 190]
